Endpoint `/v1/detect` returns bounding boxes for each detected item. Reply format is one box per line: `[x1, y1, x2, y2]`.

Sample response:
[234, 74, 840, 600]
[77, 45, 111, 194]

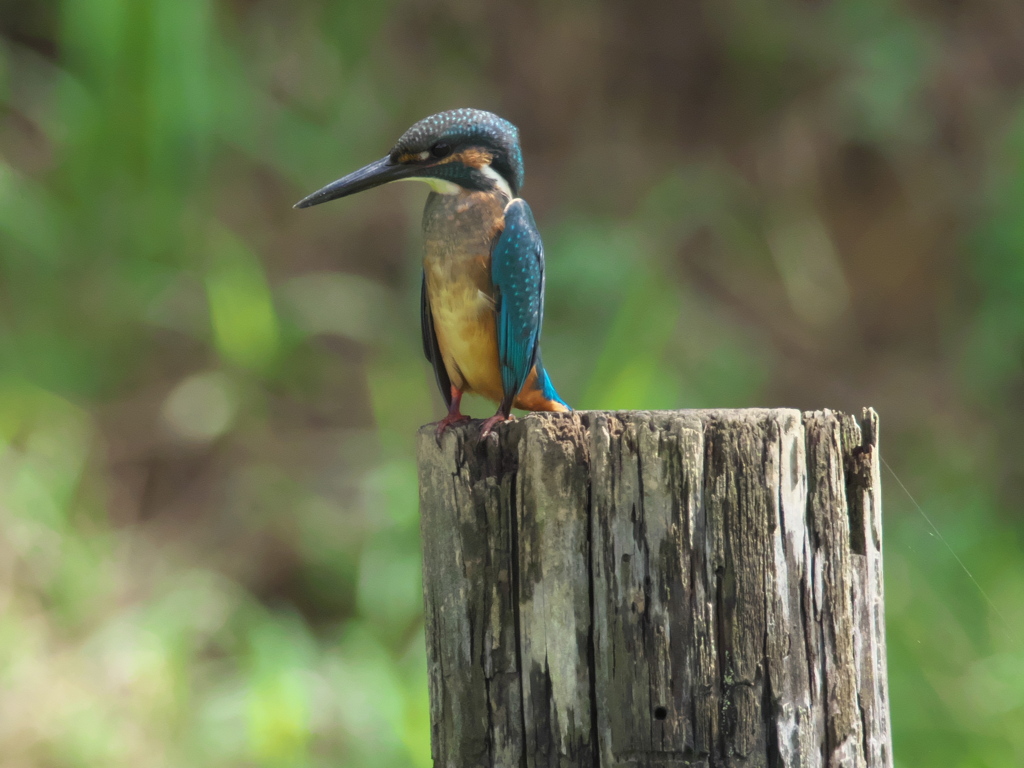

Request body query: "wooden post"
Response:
[417, 409, 892, 768]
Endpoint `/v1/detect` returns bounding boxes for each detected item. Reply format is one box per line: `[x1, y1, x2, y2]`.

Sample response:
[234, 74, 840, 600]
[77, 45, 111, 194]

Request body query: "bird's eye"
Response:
[431, 142, 452, 159]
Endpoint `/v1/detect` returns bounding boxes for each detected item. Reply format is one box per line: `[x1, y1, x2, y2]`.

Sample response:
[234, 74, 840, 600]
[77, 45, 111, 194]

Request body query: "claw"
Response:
[435, 411, 470, 437]
[480, 411, 515, 438]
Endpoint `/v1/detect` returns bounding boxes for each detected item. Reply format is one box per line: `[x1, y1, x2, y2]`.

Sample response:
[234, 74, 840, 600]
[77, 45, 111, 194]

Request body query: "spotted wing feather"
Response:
[491, 198, 545, 413]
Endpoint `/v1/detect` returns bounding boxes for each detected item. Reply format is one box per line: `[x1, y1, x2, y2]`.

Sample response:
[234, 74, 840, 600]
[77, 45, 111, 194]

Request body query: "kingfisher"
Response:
[295, 109, 570, 435]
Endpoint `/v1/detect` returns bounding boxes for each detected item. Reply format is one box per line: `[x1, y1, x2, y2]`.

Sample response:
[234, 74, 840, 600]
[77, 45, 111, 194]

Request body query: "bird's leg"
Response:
[435, 386, 470, 436]
[480, 407, 515, 437]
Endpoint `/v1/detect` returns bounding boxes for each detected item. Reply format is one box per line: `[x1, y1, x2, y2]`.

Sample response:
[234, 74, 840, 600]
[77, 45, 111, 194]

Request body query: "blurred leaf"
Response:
[206, 226, 281, 371]
[582, 271, 680, 410]
[246, 613, 316, 766]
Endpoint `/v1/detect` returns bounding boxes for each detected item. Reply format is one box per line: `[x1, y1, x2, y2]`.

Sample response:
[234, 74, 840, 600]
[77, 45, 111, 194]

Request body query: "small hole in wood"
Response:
[654, 706, 667, 720]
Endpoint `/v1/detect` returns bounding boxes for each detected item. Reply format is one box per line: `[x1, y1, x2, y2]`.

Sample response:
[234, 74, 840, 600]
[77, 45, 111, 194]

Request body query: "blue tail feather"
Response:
[537, 365, 570, 410]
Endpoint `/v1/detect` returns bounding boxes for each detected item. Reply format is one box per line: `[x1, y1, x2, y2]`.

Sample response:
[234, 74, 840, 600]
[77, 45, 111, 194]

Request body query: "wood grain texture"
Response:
[417, 409, 892, 768]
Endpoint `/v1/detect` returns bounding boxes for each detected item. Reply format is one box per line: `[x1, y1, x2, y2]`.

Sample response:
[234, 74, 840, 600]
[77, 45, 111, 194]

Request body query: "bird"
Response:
[294, 108, 569, 436]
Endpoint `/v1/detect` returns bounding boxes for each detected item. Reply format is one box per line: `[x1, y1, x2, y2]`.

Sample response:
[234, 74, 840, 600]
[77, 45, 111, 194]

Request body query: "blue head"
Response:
[295, 109, 524, 209]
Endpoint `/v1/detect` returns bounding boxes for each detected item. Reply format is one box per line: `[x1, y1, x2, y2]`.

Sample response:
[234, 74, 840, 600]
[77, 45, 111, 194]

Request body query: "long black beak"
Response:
[293, 156, 412, 209]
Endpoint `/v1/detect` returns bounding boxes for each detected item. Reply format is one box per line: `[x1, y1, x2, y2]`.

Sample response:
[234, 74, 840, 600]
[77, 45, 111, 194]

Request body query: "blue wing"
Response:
[491, 198, 545, 412]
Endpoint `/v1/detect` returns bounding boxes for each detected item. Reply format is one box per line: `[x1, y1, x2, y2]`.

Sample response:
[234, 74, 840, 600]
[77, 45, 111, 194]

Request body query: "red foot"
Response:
[480, 411, 515, 437]
[435, 387, 470, 437]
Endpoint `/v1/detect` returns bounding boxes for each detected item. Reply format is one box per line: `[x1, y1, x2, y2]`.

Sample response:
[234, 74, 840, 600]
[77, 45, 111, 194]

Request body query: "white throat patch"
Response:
[480, 164, 513, 199]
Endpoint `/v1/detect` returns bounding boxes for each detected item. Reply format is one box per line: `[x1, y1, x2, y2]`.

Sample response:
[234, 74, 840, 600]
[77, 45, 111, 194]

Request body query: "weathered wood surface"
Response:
[418, 409, 892, 768]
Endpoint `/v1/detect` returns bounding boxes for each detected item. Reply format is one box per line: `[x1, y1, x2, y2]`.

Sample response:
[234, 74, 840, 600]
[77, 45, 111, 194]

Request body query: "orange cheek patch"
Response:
[454, 148, 494, 169]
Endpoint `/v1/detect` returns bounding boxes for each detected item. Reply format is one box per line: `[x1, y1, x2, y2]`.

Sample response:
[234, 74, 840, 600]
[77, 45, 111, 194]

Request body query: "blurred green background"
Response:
[0, 0, 1021, 765]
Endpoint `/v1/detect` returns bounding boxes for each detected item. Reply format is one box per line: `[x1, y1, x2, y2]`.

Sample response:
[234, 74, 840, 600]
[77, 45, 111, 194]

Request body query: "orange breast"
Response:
[426, 271, 504, 403]
[422, 189, 507, 405]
